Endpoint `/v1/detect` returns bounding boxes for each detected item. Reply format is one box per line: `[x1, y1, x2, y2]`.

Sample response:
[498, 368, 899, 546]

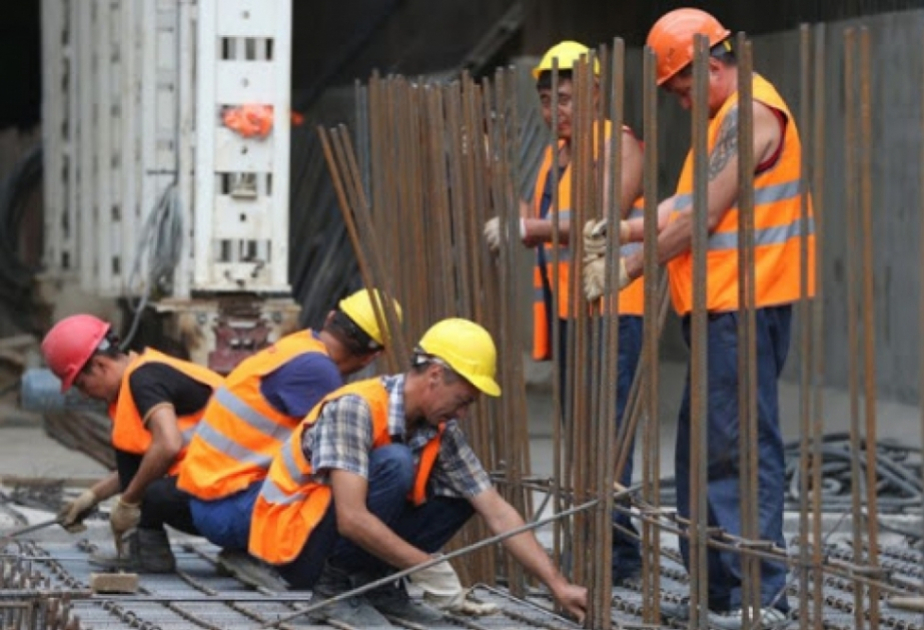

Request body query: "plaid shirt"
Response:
[301, 374, 491, 499]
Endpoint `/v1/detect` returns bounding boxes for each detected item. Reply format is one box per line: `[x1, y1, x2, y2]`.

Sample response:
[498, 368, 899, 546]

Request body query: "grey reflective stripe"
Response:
[554, 210, 571, 220]
[627, 207, 644, 219]
[673, 179, 802, 213]
[195, 422, 272, 468]
[180, 426, 196, 446]
[258, 478, 302, 506]
[280, 439, 309, 485]
[214, 387, 292, 442]
[708, 216, 815, 251]
[537, 247, 571, 263]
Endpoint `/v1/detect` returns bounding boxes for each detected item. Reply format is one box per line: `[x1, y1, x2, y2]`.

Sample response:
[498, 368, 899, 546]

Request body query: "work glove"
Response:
[410, 559, 499, 616]
[483, 216, 527, 253]
[583, 256, 631, 301]
[110, 497, 142, 554]
[57, 488, 99, 533]
[582, 218, 631, 258]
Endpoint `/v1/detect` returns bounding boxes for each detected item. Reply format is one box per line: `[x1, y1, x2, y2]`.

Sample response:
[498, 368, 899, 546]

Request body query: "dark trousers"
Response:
[279, 444, 474, 589]
[555, 315, 644, 576]
[675, 306, 791, 613]
[115, 450, 199, 535]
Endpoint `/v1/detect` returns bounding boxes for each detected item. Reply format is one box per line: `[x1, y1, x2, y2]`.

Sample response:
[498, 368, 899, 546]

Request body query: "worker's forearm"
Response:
[92, 471, 121, 502]
[624, 210, 693, 280]
[527, 218, 571, 245]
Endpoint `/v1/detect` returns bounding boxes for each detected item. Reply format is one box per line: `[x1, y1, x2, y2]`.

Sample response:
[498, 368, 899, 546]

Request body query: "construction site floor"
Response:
[3, 360, 924, 629]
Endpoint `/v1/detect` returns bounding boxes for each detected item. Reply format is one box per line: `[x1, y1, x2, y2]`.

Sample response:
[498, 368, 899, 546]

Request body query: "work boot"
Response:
[310, 562, 394, 629]
[88, 528, 176, 573]
[366, 579, 445, 625]
[217, 548, 288, 592]
[708, 607, 789, 630]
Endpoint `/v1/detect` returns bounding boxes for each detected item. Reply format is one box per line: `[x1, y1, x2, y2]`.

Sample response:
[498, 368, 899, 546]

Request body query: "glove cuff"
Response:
[117, 497, 141, 509]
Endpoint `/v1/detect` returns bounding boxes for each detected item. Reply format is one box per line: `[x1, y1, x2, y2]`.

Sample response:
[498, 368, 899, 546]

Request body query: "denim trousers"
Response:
[675, 305, 791, 613]
[189, 480, 262, 550]
[279, 444, 474, 589]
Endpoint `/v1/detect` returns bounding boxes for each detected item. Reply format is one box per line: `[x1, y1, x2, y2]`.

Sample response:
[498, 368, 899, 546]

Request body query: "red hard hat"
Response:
[646, 8, 731, 86]
[41, 314, 111, 391]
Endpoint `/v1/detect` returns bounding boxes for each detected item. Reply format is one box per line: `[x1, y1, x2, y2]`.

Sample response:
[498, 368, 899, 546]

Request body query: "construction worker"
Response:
[484, 40, 646, 584]
[587, 8, 815, 628]
[44, 314, 223, 572]
[249, 318, 587, 628]
[176, 288, 401, 589]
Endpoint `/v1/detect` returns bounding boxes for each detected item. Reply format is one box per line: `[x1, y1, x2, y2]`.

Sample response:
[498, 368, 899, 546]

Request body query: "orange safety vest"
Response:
[531, 122, 645, 360]
[109, 349, 223, 476]
[666, 74, 815, 315]
[249, 377, 443, 565]
[176, 330, 332, 500]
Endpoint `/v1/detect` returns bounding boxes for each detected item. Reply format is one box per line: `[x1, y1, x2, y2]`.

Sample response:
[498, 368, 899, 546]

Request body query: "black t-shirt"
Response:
[128, 362, 213, 420]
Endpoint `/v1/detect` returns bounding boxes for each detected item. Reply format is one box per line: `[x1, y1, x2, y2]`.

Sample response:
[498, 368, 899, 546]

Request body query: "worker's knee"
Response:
[368, 444, 415, 491]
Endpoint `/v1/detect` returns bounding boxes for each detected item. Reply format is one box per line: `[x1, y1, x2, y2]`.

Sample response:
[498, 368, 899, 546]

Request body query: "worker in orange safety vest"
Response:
[249, 318, 587, 628]
[588, 9, 815, 629]
[176, 289, 400, 589]
[483, 40, 647, 585]
[42, 314, 223, 573]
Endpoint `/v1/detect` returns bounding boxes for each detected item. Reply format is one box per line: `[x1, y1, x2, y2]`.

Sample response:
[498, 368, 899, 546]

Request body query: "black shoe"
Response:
[366, 580, 445, 625]
[310, 563, 394, 628]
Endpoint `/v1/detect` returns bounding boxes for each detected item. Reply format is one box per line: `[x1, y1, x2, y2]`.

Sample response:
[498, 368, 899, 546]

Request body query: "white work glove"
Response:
[582, 218, 631, 257]
[411, 559, 499, 616]
[110, 497, 142, 554]
[483, 216, 527, 253]
[58, 488, 99, 533]
[583, 256, 631, 301]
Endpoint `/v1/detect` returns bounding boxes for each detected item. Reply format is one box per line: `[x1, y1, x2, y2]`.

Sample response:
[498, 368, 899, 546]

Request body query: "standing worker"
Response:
[44, 314, 223, 572]
[484, 40, 646, 584]
[176, 289, 401, 588]
[589, 8, 814, 628]
[249, 318, 587, 628]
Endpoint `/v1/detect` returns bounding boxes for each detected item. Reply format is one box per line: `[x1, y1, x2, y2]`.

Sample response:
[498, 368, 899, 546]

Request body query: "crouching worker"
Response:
[176, 289, 401, 590]
[43, 314, 223, 572]
[249, 318, 587, 628]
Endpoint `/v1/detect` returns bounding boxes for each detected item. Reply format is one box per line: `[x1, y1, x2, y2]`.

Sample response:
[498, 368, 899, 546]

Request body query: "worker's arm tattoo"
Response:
[708, 105, 739, 180]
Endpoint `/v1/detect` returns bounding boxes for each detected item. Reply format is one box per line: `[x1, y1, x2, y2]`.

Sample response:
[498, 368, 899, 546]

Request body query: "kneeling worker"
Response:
[249, 318, 587, 627]
[44, 314, 223, 572]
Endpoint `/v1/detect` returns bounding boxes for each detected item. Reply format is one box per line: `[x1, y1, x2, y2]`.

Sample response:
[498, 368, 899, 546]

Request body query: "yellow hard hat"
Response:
[532, 40, 600, 80]
[338, 289, 403, 346]
[417, 318, 501, 397]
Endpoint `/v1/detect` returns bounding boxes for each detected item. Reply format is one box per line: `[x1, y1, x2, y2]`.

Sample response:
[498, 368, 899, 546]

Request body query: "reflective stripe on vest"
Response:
[666, 74, 816, 315]
[176, 331, 332, 500]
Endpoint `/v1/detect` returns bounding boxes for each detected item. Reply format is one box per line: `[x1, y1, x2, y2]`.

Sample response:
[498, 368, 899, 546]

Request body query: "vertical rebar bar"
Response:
[689, 33, 711, 630]
[735, 32, 761, 627]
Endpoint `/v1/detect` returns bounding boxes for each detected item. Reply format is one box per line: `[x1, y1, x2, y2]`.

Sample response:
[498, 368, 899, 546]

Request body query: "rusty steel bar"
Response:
[858, 27, 882, 630]
[335, 125, 410, 368]
[547, 57, 567, 576]
[810, 23, 827, 630]
[261, 499, 601, 628]
[797, 23, 814, 630]
[640, 44, 663, 624]
[734, 32, 761, 626]
[843, 27, 867, 630]
[689, 33, 711, 630]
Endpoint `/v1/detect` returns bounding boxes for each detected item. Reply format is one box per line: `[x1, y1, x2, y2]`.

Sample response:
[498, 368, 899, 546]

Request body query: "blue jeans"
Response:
[556, 316, 643, 576]
[190, 481, 262, 550]
[676, 306, 791, 613]
[279, 444, 474, 589]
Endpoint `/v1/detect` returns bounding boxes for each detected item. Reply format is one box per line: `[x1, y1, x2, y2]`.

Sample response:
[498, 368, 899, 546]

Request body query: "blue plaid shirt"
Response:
[301, 374, 491, 499]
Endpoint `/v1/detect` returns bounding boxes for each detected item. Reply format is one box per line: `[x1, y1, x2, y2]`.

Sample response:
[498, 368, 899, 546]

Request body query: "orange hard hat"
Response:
[41, 314, 111, 391]
[646, 8, 731, 86]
